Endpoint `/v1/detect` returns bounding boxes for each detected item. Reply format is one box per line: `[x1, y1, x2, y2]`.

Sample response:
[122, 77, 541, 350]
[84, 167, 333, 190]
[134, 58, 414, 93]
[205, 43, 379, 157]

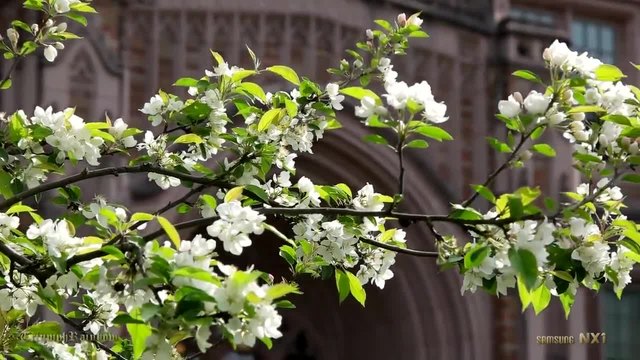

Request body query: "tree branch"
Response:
[0, 242, 31, 267]
[0, 164, 232, 211]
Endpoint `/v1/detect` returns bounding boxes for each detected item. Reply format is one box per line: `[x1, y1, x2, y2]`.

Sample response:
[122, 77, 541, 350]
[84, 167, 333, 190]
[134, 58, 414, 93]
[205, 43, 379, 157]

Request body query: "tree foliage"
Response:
[0, 2, 638, 359]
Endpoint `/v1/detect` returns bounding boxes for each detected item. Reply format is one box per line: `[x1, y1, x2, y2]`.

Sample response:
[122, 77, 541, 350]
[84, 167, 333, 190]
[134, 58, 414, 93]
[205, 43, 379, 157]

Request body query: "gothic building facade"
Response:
[1, 0, 640, 359]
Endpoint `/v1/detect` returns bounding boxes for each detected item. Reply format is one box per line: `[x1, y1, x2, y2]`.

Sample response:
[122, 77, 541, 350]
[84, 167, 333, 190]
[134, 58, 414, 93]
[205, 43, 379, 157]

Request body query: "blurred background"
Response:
[2, 0, 640, 359]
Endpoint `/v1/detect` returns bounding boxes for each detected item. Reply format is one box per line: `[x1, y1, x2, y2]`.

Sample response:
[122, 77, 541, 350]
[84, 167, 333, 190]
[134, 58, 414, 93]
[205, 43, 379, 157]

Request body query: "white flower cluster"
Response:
[140, 94, 184, 126]
[354, 57, 448, 124]
[461, 218, 556, 296]
[26, 219, 84, 259]
[543, 40, 603, 78]
[287, 181, 403, 289]
[52, 0, 81, 14]
[0, 273, 41, 316]
[141, 239, 285, 352]
[47, 341, 109, 360]
[0, 212, 19, 239]
[81, 197, 128, 228]
[207, 201, 266, 255]
[78, 291, 120, 335]
[213, 268, 283, 347]
[30, 106, 105, 166]
[498, 90, 552, 119]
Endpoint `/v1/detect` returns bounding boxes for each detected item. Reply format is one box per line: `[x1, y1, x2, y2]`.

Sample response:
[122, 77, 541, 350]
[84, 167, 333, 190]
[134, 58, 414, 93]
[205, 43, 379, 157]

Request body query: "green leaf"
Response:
[70, 3, 98, 13]
[346, 271, 366, 306]
[509, 248, 538, 290]
[0, 79, 11, 90]
[595, 64, 625, 82]
[100, 245, 125, 260]
[512, 70, 543, 84]
[374, 19, 393, 31]
[224, 186, 244, 202]
[181, 101, 210, 120]
[517, 276, 531, 311]
[26, 321, 61, 335]
[243, 184, 269, 203]
[284, 99, 298, 118]
[231, 69, 256, 82]
[362, 134, 388, 145]
[174, 133, 203, 145]
[210, 50, 224, 66]
[258, 108, 284, 132]
[127, 309, 152, 360]
[531, 143, 556, 157]
[63, 12, 87, 26]
[470, 184, 496, 203]
[335, 269, 350, 303]
[622, 174, 640, 183]
[405, 139, 429, 149]
[0, 171, 14, 199]
[508, 195, 523, 218]
[409, 30, 429, 38]
[568, 105, 606, 114]
[531, 284, 551, 314]
[602, 114, 631, 126]
[173, 77, 199, 87]
[131, 212, 154, 222]
[413, 125, 453, 141]
[559, 292, 574, 319]
[237, 82, 267, 103]
[173, 267, 220, 284]
[487, 137, 512, 153]
[531, 125, 546, 140]
[266, 65, 300, 85]
[113, 314, 146, 325]
[157, 216, 181, 248]
[6, 203, 35, 214]
[340, 87, 382, 105]
[464, 245, 489, 269]
[266, 283, 301, 300]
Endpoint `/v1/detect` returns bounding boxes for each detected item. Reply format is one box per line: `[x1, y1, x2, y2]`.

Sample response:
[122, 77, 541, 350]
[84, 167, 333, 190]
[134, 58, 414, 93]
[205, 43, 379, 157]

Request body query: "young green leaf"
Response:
[266, 65, 300, 85]
[157, 216, 181, 248]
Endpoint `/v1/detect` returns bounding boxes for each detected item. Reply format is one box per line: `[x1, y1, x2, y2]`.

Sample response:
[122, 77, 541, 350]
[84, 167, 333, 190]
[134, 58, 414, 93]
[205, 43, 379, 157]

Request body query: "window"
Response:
[509, 7, 555, 27]
[601, 288, 640, 360]
[571, 19, 616, 63]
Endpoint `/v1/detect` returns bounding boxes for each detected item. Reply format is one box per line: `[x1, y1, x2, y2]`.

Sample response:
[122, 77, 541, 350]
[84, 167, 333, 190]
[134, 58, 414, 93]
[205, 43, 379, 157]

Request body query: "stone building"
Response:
[1, 0, 640, 359]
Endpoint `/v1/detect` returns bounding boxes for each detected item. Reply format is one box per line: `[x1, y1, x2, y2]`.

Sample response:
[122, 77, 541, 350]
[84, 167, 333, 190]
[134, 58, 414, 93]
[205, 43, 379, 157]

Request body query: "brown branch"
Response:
[0, 164, 232, 211]
[0, 242, 30, 267]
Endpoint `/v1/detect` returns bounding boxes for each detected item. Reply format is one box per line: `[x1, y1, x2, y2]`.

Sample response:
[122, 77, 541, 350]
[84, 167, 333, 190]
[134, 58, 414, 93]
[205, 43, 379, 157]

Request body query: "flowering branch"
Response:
[0, 164, 232, 211]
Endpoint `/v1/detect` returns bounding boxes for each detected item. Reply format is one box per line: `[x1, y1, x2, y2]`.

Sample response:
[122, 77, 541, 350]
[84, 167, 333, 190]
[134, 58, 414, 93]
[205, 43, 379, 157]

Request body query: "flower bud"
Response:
[366, 29, 373, 39]
[571, 112, 585, 122]
[56, 22, 67, 33]
[563, 89, 573, 102]
[407, 13, 423, 27]
[54, 42, 64, 50]
[6, 28, 19, 49]
[397, 13, 407, 27]
[353, 59, 363, 69]
[45, 19, 54, 28]
[513, 91, 524, 104]
[622, 137, 631, 147]
[548, 111, 566, 126]
[31, 24, 39, 34]
[519, 150, 533, 161]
